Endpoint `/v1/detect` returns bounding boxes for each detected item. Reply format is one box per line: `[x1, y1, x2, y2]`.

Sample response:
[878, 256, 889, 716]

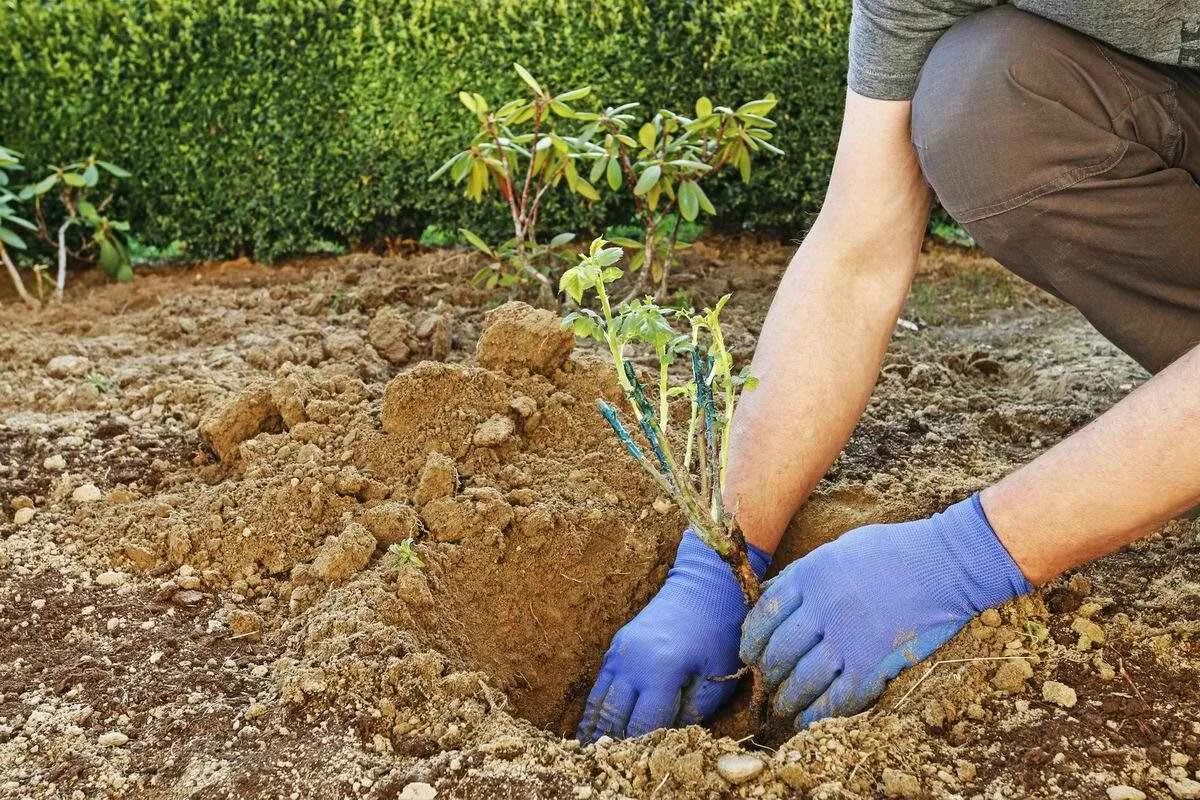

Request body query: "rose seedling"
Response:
[561, 237, 770, 709]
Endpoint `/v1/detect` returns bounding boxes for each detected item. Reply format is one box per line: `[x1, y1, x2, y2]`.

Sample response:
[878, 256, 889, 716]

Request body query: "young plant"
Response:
[387, 538, 424, 570]
[561, 238, 766, 704]
[0, 147, 40, 308]
[585, 95, 783, 299]
[20, 155, 134, 300]
[429, 64, 598, 299]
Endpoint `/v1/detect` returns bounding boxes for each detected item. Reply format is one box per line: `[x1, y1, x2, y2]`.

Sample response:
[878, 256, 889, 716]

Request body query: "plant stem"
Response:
[1, 245, 38, 308]
[55, 218, 73, 301]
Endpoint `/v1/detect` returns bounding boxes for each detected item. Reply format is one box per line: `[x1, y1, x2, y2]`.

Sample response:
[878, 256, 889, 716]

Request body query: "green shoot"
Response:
[387, 538, 424, 570]
[560, 237, 760, 602]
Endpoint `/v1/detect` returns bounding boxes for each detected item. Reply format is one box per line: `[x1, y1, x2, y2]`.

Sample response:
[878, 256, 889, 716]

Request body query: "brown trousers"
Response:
[911, 6, 1200, 374]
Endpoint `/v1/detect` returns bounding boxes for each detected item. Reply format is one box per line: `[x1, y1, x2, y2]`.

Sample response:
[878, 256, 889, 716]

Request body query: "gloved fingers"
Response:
[677, 672, 738, 726]
[797, 673, 870, 730]
[874, 621, 963, 682]
[758, 609, 822, 690]
[624, 685, 683, 738]
[592, 677, 638, 740]
[576, 668, 615, 743]
[740, 560, 807, 665]
[771, 640, 841, 721]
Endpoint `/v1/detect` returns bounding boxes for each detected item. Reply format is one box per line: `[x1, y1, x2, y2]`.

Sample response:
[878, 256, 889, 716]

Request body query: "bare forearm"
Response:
[983, 344, 1200, 584]
[725, 92, 930, 552]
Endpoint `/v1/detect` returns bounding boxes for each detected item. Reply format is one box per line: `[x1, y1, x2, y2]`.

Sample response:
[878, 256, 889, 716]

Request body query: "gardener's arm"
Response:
[724, 89, 929, 550]
[984, 344, 1200, 584]
[576, 91, 929, 743]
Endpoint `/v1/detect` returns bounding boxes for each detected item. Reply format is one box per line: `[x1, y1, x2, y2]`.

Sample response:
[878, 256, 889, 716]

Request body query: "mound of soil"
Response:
[1, 241, 1196, 800]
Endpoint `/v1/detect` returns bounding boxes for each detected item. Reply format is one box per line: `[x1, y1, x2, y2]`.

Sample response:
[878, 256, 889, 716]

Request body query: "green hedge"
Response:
[0, 0, 849, 261]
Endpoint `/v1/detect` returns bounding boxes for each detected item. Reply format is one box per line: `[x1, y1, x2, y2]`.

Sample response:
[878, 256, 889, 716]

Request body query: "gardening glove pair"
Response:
[576, 528, 771, 743]
[741, 493, 1033, 729]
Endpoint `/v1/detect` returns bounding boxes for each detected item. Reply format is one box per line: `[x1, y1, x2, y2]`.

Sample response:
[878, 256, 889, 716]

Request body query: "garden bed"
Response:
[1, 239, 1196, 799]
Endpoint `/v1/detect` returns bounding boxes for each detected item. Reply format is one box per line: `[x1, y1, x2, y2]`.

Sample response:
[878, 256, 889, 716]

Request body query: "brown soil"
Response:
[1, 238, 1197, 800]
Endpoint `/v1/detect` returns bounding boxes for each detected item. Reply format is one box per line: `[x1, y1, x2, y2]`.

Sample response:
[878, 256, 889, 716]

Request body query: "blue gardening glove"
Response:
[577, 529, 771, 743]
[741, 493, 1032, 730]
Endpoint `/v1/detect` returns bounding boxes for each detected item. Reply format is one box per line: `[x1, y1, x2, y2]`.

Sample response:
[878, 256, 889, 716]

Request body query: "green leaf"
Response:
[693, 181, 716, 215]
[26, 174, 58, 197]
[458, 228, 494, 256]
[458, 91, 478, 114]
[695, 96, 713, 118]
[428, 151, 464, 182]
[678, 180, 700, 222]
[97, 161, 131, 178]
[736, 96, 778, 116]
[549, 232, 576, 248]
[549, 99, 574, 118]
[558, 267, 586, 304]
[633, 164, 661, 197]
[82, 164, 99, 187]
[62, 172, 87, 187]
[589, 155, 607, 184]
[555, 86, 590, 102]
[592, 246, 623, 267]
[0, 225, 26, 249]
[609, 237, 643, 249]
[450, 152, 472, 182]
[574, 178, 600, 201]
[606, 156, 622, 190]
[637, 122, 656, 151]
[513, 63, 542, 95]
[78, 200, 100, 222]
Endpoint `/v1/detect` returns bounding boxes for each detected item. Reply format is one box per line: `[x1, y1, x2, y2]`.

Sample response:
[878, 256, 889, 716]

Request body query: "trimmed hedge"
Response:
[0, 0, 850, 261]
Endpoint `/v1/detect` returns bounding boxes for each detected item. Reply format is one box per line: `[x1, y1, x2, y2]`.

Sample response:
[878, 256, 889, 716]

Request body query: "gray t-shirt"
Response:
[849, 0, 1200, 100]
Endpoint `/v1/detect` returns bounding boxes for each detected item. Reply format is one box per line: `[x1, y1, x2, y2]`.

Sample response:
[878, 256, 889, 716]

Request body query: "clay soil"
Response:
[0, 238, 1197, 800]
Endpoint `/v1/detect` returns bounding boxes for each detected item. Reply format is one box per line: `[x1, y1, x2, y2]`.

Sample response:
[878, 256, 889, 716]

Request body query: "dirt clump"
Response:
[475, 299, 575, 375]
[198, 384, 282, 462]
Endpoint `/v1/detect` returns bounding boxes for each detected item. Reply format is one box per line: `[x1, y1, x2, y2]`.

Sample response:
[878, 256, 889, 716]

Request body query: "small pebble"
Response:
[95, 571, 128, 587]
[398, 782, 437, 800]
[717, 753, 765, 784]
[72, 483, 102, 503]
[1106, 786, 1146, 800]
[13, 507, 34, 525]
[1168, 778, 1200, 799]
[43, 454, 67, 471]
[98, 731, 129, 747]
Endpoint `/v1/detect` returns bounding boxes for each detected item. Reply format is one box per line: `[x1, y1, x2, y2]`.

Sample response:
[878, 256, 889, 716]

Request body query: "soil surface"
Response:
[1, 239, 1197, 800]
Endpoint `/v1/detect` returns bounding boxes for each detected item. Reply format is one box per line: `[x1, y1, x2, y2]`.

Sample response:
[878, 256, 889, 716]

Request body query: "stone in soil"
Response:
[881, 767, 921, 798]
[1169, 778, 1200, 799]
[716, 753, 764, 784]
[98, 731, 129, 747]
[398, 782, 437, 800]
[414, 452, 457, 506]
[1106, 787, 1146, 800]
[12, 507, 34, 525]
[46, 354, 91, 377]
[71, 483, 102, 503]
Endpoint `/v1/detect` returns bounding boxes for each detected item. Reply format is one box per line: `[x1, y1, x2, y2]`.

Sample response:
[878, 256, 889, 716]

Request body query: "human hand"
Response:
[576, 529, 771, 742]
[740, 494, 1032, 729]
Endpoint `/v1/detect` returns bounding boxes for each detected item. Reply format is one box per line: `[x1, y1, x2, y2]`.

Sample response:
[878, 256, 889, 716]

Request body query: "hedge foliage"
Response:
[0, 0, 850, 261]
